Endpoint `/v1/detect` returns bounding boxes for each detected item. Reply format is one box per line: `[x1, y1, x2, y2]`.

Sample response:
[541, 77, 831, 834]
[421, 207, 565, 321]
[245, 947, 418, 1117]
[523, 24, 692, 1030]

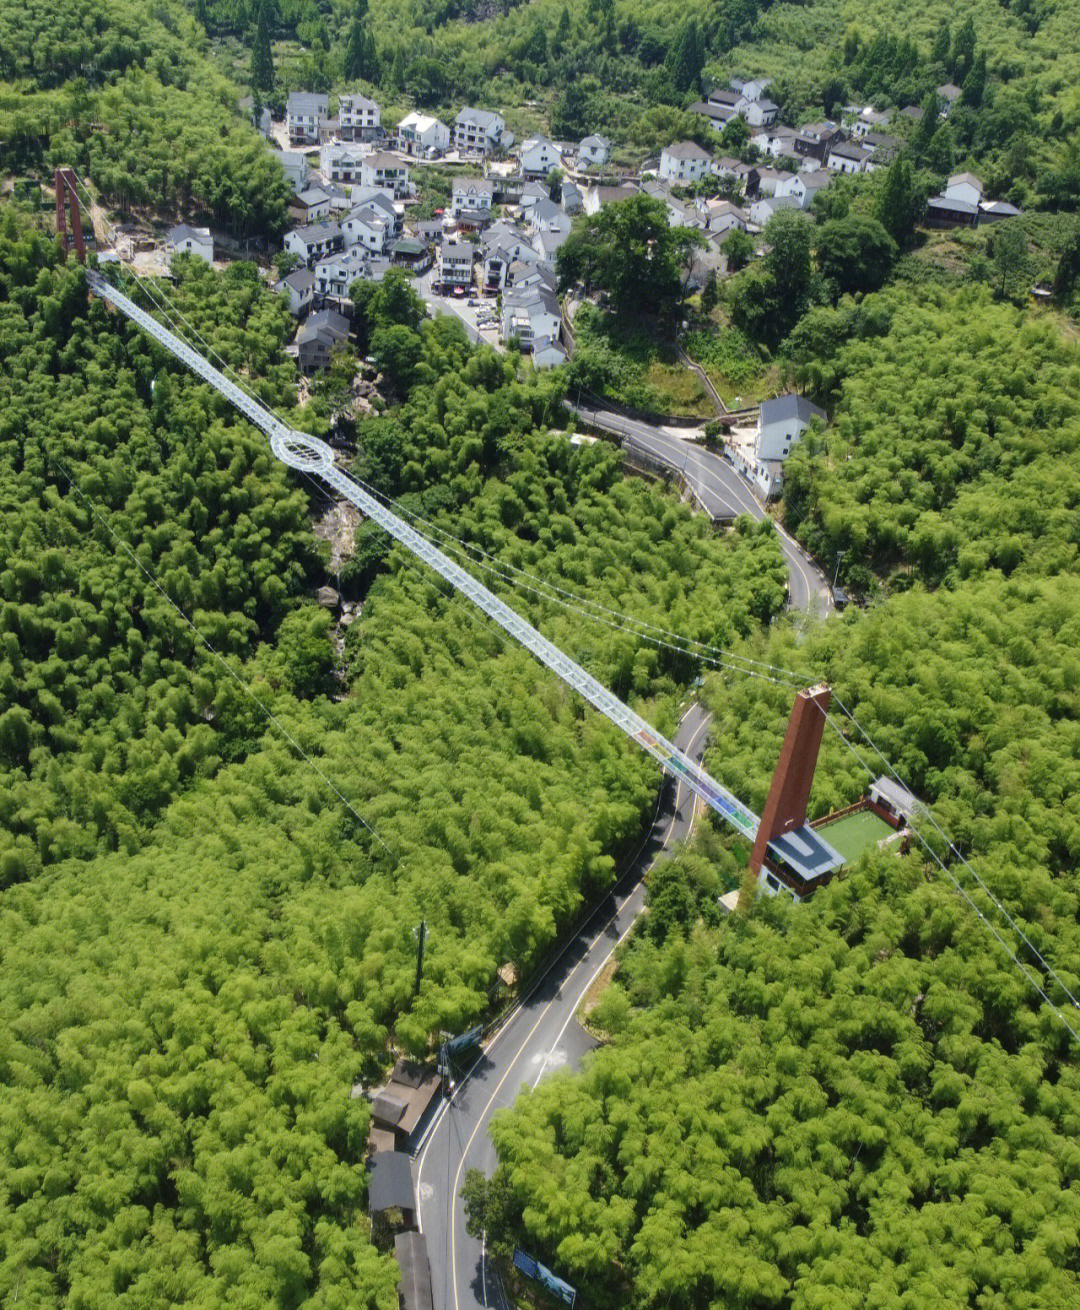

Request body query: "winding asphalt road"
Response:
[571, 403, 832, 617]
[415, 702, 713, 1310]
[412, 295, 831, 1310]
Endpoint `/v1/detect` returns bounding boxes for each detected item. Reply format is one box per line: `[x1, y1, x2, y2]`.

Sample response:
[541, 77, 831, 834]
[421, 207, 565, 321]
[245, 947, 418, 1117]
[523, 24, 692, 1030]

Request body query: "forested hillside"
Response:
[1, 0, 292, 233]
[0, 209, 788, 1304]
[474, 223, 1080, 1310]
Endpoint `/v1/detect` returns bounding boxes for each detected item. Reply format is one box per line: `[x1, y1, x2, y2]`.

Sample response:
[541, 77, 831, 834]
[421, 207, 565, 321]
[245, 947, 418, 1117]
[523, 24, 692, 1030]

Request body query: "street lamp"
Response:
[832, 550, 844, 589]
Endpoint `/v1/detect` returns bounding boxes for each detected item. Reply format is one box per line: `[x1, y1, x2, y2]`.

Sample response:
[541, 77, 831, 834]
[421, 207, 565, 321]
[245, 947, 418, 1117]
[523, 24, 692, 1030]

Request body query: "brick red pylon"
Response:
[749, 683, 831, 876]
[54, 168, 86, 263]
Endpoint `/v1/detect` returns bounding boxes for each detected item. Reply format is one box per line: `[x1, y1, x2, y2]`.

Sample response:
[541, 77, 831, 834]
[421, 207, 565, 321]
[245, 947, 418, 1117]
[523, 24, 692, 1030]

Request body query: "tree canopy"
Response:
[557, 195, 706, 322]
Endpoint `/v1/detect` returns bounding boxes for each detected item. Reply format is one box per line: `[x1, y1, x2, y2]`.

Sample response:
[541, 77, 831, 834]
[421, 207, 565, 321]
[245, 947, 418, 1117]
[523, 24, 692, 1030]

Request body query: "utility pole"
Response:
[413, 919, 427, 996]
[832, 550, 844, 589]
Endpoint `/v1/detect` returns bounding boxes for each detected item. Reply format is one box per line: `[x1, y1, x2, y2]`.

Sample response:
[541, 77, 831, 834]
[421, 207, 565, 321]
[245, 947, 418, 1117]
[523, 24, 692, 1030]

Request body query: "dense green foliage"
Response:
[0, 0, 291, 235]
[565, 302, 713, 418]
[481, 173, 1080, 1310]
[485, 811, 1080, 1306]
[782, 282, 1080, 589]
[0, 228, 315, 882]
[0, 203, 789, 1304]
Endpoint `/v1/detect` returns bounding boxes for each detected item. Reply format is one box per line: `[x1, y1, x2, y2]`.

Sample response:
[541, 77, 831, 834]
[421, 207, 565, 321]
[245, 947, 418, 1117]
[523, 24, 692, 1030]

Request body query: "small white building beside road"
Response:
[165, 224, 214, 264]
[734, 394, 827, 499]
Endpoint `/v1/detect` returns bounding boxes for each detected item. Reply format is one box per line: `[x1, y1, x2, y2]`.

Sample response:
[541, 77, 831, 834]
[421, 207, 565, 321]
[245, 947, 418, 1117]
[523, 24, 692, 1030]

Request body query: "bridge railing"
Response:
[87, 267, 760, 842]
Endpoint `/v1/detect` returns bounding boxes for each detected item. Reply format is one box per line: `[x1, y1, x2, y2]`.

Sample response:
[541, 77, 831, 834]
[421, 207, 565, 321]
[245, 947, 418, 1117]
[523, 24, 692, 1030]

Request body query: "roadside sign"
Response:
[513, 1249, 576, 1306]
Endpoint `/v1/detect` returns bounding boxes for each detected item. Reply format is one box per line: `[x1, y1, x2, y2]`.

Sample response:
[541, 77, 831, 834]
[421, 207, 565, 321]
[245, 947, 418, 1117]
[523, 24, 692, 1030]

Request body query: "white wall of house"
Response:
[169, 234, 214, 263]
[579, 136, 610, 166]
[452, 183, 493, 216]
[359, 155, 410, 197]
[343, 210, 388, 253]
[339, 94, 381, 139]
[659, 148, 710, 183]
[398, 113, 451, 156]
[826, 148, 866, 174]
[520, 139, 562, 177]
[944, 178, 983, 208]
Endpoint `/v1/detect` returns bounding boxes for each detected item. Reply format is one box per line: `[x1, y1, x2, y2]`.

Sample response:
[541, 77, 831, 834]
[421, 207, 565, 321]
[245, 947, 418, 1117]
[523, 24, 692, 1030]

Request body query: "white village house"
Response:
[452, 177, 495, 219]
[659, 141, 712, 184]
[165, 224, 214, 264]
[343, 204, 391, 255]
[519, 136, 563, 179]
[826, 140, 872, 173]
[775, 169, 832, 210]
[283, 220, 344, 264]
[286, 92, 329, 146]
[313, 247, 371, 301]
[736, 394, 827, 499]
[578, 134, 611, 167]
[944, 172, 985, 209]
[397, 111, 451, 157]
[275, 266, 315, 317]
[437, 239, 474, 289]
[359, 151, 410, 198]
[749, 194, 801, 226]
[699, 198, 748, 235]
[338, 93, 381, 142]
[454, 108, 507, 155]
[349, 186, 400, 236]
[288, 186, 333, 224]
[321, 142, 368, 184]
[278, 150, 309, 193]
[501, 285, 562, 352]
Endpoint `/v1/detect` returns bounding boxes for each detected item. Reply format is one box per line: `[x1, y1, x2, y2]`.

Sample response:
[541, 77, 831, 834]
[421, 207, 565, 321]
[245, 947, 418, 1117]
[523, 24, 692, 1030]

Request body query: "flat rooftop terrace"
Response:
[816, 809, 896, 863]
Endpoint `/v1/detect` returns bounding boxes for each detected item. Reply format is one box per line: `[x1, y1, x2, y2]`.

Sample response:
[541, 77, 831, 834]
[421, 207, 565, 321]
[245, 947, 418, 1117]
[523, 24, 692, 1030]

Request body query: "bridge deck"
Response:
[85, 269, 760, 840]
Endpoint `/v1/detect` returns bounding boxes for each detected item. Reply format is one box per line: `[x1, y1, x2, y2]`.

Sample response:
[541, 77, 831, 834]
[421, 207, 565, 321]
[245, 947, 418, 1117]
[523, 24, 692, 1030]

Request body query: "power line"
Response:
[826, 692, 1080, 1015]
[73, 182, 1080, 1038]
[816, 706, 1080, 1041]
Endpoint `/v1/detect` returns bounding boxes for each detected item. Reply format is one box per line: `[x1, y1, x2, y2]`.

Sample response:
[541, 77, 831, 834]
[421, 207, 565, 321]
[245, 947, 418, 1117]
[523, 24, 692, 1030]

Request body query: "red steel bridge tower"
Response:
[54, 168, 86, 263]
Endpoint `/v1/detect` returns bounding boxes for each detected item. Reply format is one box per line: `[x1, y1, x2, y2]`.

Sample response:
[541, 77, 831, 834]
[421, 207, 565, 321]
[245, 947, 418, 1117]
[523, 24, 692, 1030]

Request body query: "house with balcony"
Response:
[437, 239, 474, 289]
[452, 177, 495, 219]
[360, 151, 410, 198]
[314, 247, 371, 301]
[397, 111, 451, 157]
[321, 141, 368, 185]
[286, 92, 329, 145]
[283, 220, 344, 265]
[338, 93, 381, 142]
[454, 107, 507, 155]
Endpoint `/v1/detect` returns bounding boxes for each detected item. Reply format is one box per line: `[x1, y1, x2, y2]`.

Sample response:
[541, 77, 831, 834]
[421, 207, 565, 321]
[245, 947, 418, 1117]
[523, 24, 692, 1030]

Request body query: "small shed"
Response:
[395, 1231, 434, 1310]
[369, 1151, 417, 1224]
[869, 777, 925, 823]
